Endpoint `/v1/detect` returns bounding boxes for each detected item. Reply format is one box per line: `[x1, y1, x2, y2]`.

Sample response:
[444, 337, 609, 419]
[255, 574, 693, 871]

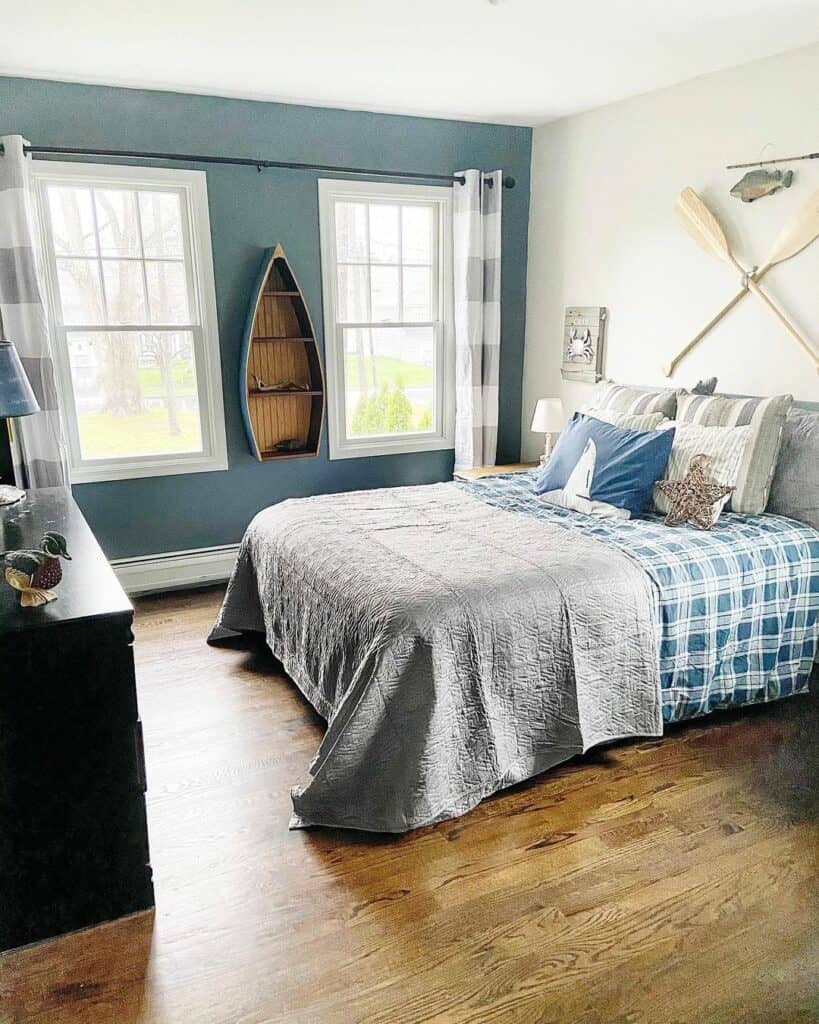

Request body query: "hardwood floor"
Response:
[1, 586, 817, 1024]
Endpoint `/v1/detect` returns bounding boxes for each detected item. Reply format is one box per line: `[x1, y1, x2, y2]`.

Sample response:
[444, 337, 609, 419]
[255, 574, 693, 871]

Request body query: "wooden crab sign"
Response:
[664, 186, 819, 377]
[566, 326, 594, 363]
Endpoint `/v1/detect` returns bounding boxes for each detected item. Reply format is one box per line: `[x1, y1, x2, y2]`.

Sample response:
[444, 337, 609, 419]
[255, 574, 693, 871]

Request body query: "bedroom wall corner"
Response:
[521, 42, 819, 462]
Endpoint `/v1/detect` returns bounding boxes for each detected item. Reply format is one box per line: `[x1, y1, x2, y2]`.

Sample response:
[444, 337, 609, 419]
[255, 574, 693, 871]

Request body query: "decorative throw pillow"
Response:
[583, 381, 679, 420]
[767, 408, 819, 531]
[584, 409, 668, 431]
[538, 438, 631, 520]
[653, 422, 750, 521]
[656, 454, 735, 530]
[534, 413, 675, 517]
[674, 393, 793, 514]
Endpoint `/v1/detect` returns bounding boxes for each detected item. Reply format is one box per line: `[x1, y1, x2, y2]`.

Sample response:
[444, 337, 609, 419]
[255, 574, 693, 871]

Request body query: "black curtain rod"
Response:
[20, 144, 516, 189]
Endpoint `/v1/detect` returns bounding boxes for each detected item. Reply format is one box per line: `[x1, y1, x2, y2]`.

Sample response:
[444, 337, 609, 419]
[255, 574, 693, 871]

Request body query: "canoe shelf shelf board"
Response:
[239, 245, 325, 461]
[249, 389, 323, 397]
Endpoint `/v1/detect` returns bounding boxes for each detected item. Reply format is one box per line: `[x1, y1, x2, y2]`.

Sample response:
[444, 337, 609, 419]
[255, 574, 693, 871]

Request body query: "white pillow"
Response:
[582, 408, 668, 431]
[654, 422, 751, 524]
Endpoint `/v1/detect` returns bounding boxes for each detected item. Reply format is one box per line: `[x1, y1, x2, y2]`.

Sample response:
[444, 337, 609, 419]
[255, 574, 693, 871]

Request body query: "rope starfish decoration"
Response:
[656, 454, 734, 530]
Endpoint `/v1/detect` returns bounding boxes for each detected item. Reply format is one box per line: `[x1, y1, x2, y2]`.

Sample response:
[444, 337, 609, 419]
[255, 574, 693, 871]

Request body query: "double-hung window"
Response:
[318, 179, 454, 459]
[33, 161, 227, 483]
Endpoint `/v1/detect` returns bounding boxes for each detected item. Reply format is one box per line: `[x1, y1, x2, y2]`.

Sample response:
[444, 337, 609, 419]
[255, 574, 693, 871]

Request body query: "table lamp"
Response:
[530, 398, 564, 464]
[0, 309, 40, 506]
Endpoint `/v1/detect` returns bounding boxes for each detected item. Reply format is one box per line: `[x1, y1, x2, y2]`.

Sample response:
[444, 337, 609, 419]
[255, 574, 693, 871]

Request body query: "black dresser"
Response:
[0, 488, 154, 951]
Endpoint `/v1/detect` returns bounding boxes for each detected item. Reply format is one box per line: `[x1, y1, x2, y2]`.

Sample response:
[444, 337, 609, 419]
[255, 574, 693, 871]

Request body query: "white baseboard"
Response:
[111, 543, 240, 596]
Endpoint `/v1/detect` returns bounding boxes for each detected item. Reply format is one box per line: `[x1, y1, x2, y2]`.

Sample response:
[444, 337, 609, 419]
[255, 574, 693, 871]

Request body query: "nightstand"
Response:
[454, 462, 538, 481]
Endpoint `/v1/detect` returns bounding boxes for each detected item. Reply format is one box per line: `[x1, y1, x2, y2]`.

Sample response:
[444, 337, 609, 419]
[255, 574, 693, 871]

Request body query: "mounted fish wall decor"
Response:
[730, 168, 794, 203]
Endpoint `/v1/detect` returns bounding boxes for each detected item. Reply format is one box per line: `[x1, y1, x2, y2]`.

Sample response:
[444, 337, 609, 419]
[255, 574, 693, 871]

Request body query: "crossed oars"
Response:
[663, 186, 819, 376]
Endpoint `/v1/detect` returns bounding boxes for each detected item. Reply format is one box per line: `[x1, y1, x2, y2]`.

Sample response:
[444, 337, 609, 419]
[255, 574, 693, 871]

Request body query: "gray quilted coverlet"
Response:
[210, 483, 662, 832]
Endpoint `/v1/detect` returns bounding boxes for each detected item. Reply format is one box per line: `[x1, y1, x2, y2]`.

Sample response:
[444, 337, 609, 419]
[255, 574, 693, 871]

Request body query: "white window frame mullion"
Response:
[132, 187, 153, 325]
[397, 208, 404, 321]
[318, 178, 454, 461]
[88, 187, 111, 325]
[364, 204, 373, 325]
[60, 322, 200, 333]
[430, 202, 443, 436]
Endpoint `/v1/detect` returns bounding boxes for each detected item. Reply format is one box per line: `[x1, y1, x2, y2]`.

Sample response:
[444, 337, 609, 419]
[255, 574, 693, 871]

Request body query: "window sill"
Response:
[69, 452, 229, 484]
[329, 434, 454, 461]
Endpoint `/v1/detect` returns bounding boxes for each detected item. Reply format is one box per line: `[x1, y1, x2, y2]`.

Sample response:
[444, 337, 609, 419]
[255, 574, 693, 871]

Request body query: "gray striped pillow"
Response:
[653, 423, 750, 522]
[675, 393, 793, 514]
[583, 382, 679, 419]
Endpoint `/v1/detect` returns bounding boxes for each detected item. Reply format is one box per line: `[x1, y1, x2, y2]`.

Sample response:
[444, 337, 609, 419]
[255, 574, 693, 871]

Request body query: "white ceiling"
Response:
[3, 0, 819, 126]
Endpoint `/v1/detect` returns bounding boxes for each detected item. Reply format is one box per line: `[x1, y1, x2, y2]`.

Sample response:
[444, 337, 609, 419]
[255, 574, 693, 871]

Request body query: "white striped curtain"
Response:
[0, 135, 69, 488]
[453, 169, 502, 470]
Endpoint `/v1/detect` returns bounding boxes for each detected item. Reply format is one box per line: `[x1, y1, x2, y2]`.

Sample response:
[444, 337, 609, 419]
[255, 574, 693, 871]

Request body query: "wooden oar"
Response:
[675, 188, 812, 346]
[662, 292, 747, 377]
[665, 188, 819, 375]
[664, 187, 819, 375]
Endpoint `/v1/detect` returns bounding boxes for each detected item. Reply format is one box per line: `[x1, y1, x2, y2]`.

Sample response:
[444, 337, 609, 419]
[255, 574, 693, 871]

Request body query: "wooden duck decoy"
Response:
[2, 531, 71, 607]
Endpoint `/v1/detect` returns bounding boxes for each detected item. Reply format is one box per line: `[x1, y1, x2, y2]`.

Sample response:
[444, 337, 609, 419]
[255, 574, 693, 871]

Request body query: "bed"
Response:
[210, 458, 819, 833]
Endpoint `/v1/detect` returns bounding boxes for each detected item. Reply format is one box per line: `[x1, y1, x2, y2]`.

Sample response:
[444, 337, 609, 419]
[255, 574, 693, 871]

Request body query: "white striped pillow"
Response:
[654, 423, 750, 524]
[584, 409, 668, 431]
[675, 393, 792, 514]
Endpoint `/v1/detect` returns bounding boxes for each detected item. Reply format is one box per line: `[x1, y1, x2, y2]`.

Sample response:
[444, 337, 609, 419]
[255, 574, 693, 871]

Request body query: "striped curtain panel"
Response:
[453, 169, 502, 469]
[0, 135, 69, 488]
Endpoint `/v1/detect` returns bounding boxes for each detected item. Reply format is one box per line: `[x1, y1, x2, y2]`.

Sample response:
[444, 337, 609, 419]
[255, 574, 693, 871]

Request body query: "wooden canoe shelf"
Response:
[239, 245, 325, 461]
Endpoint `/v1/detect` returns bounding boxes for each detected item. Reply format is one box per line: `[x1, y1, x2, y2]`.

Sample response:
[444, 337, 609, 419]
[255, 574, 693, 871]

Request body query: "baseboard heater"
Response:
[111, 543, 239, 596]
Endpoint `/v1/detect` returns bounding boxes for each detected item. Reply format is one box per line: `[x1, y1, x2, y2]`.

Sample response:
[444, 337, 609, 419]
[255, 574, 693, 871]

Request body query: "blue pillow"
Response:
[533, 413, 675, 517]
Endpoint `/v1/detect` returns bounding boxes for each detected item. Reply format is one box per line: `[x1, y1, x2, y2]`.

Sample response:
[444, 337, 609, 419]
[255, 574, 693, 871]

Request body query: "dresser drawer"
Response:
[0, 792, 153, 949]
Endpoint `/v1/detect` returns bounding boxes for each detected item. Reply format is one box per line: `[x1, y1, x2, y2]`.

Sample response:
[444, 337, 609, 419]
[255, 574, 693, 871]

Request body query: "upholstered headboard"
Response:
[721, 395, 819, 412]
[767, 398, 819, 532]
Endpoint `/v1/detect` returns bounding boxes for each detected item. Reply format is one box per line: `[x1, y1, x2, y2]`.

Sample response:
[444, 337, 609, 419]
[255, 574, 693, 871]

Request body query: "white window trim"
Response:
[33, 160, 228, 484]
[318, 178, 455, 461]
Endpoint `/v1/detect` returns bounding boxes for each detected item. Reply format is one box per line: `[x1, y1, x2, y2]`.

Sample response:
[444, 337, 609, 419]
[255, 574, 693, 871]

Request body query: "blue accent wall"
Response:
[0, 76, 532, 558]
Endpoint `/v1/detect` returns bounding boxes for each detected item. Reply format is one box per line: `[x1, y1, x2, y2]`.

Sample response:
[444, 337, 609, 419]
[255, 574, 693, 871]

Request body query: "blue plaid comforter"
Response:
[461, 472, 819, 723]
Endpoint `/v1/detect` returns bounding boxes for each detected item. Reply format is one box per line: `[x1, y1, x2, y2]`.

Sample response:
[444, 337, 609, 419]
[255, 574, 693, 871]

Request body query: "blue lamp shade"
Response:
[0, 341, 40, 418]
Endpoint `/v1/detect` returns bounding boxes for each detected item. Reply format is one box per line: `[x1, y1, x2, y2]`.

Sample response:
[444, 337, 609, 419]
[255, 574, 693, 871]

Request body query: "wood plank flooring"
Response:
[1, 586, 817, 1023]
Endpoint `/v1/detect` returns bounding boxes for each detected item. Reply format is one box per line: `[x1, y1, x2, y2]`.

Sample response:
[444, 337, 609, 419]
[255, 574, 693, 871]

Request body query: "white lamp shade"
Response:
[530, 398, 564, 434]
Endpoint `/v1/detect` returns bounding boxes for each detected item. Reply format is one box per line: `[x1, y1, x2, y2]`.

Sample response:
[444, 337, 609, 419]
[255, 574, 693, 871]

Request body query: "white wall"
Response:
[521, 43, 819, 461]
